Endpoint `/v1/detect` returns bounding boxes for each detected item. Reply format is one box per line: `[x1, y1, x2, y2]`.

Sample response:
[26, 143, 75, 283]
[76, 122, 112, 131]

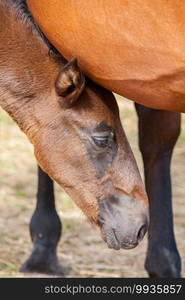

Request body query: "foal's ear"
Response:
[55, 57, 85, 107]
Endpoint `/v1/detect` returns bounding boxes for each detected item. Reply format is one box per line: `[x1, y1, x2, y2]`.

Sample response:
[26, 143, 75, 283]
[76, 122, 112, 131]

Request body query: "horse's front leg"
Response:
[135, 104, 181, 278]
[20, 166, 65, 275]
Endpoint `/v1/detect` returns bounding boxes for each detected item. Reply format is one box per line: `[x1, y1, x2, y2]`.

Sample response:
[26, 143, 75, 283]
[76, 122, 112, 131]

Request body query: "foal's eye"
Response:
[93, 135, 109, 147]
[92, 132, 113, 148]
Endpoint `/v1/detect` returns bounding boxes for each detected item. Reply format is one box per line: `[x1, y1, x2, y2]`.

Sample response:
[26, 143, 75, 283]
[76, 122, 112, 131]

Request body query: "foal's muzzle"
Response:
[99, 194, 149, 250]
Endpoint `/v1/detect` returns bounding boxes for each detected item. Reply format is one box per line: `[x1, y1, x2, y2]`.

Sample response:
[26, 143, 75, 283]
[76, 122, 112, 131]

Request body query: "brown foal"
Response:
[0, 0, 148, 250]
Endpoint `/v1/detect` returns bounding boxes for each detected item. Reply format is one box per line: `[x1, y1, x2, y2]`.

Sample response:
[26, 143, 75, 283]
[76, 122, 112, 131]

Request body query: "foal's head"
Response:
[0, 0, 148, 249]
[33, 58, 149, 250]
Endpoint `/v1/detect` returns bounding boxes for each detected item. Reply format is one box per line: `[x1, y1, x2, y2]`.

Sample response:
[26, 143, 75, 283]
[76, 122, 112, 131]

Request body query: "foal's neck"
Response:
[0, 1, 62, 140]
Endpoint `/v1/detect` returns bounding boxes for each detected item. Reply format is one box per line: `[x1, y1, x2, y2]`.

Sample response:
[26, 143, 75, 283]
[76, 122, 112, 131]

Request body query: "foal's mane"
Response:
[7, 0, 61, 56]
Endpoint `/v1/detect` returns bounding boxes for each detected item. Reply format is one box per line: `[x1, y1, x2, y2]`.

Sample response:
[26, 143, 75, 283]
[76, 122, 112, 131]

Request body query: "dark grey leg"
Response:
[135, 103, 181, 278]
[20, 166, 65, 275]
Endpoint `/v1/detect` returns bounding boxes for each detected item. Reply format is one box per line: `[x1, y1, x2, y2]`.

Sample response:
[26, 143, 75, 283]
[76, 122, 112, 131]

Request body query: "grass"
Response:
[0, 96, 185, 278]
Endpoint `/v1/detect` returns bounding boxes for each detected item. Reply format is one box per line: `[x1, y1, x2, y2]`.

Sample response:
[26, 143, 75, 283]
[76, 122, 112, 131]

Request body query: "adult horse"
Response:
[28, 0, 185, 112]
[0, 0, 149, 275]
[27, 0, 182, 277]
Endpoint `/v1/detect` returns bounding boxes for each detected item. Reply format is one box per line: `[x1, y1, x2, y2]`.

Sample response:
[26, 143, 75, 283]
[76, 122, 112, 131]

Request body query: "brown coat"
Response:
[28, 0, 185, 112]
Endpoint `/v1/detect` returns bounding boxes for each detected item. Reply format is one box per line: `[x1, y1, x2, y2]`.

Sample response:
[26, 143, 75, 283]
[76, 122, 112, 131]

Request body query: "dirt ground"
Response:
[0, 96, 185, 278]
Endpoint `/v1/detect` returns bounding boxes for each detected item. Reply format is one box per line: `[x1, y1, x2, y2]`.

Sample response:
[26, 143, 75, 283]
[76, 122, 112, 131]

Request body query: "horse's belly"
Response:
[99, 76, 185, 112]
[28, 0, 185, 112]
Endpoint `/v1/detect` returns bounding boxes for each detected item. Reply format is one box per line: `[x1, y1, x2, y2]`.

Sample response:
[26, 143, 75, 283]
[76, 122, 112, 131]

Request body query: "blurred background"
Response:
[0, 95, 185, 277]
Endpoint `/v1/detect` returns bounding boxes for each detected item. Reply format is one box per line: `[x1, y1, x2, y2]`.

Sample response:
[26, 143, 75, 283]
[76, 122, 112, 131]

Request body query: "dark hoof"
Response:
[20, 260, 69, 276]
[20, 246, 70, 276]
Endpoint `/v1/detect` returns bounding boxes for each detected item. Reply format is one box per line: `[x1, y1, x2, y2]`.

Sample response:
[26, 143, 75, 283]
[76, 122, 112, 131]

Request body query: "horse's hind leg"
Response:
[20, 166, 65, 275]
[135, 103, 181, 278]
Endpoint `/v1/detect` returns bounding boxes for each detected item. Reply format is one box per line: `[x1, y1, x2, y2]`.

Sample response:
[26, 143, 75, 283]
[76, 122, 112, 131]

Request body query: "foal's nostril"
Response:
[137, 224, 147, 242]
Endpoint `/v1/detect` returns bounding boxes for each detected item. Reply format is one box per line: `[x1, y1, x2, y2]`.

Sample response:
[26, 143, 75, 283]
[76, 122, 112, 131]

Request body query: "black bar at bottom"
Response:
[0, 278, 184, 298]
